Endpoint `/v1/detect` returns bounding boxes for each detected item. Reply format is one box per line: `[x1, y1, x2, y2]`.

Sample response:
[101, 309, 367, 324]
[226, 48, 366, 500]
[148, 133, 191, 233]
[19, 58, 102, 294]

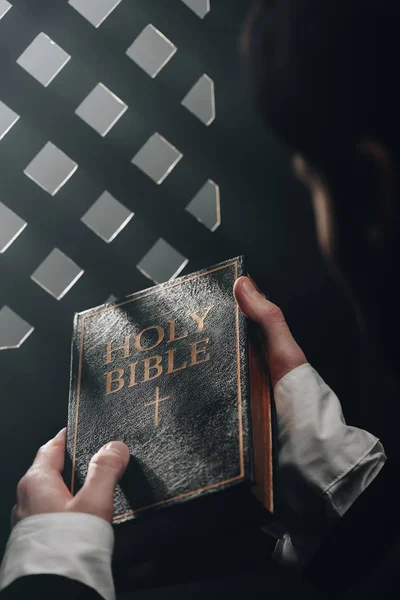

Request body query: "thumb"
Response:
[73, 441, 130, 522]
[234, 276, 307, 387]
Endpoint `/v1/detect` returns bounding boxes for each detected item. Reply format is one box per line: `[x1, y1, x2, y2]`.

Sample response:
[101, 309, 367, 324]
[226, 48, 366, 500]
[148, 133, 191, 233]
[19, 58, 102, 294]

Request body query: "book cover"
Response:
[66, 256, 275, 530]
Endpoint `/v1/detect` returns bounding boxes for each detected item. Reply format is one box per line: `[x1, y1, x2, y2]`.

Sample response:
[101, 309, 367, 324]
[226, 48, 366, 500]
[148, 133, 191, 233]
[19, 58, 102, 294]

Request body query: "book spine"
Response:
[64, 312, 80, 493]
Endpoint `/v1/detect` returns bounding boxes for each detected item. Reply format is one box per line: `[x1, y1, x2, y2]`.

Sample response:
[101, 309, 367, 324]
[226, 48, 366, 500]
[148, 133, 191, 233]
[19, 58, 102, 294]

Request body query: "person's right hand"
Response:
[11, 429, 130, 528]
[234, 276, 307, 388]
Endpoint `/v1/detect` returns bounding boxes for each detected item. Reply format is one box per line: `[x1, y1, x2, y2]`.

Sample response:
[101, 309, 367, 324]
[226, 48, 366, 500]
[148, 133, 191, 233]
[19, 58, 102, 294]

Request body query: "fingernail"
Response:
[248, 275, 266, 296]
[103, 441, 122, 455]
[56, 427, 66, 437]
[242, 277, 259, 297]
[100, 442, 130, 469]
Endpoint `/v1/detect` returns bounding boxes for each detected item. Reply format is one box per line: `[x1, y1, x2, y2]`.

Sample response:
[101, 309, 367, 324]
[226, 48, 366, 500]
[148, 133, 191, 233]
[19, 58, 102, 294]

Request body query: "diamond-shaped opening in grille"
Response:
[186, 180, 221, 232]
[137, 239, 188, 284]
[31, 248, 84, 300]
[180, 0, 210, 19]
[75, 83, 128, 137]
[0, 100, 19, 141]
[126, 24, 177, 79]
[16, 33, 71, 87]
[0, 202, 27, 253]
[24, 142, 78, 196]
[131, 133, 182, 185]
[81, 191, 133, 243]
[0, 1, 12, 21]
[181, 74, 215, 126]
[0, 306, 34, 350]
[68, 0, 122, 28]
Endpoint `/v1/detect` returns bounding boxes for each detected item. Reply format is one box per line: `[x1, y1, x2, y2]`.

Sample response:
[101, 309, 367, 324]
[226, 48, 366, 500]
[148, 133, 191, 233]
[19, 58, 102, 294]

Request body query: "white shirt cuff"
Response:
[270, 363, 386, 567]
[0, 512, 115, 600]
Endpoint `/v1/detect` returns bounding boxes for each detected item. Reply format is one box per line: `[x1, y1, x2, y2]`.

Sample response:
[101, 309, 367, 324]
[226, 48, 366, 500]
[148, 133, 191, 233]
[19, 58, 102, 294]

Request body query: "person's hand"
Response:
[11, 428, 130, 527]
[234, 276, 307, 388]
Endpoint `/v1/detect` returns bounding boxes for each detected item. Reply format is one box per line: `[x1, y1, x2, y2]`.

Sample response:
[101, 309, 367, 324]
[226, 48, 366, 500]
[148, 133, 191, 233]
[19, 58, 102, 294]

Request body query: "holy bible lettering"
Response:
[104, 308, 213, 394]
[66, 256, 276, 557]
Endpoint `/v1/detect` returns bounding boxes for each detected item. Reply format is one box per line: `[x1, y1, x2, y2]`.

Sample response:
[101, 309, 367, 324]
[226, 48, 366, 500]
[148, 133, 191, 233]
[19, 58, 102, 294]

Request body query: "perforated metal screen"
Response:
[0, 0, 221, 349]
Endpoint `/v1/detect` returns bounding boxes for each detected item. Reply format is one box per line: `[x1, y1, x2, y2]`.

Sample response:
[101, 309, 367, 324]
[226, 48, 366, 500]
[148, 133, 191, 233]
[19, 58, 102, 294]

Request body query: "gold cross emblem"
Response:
[144, 386, 169, 427]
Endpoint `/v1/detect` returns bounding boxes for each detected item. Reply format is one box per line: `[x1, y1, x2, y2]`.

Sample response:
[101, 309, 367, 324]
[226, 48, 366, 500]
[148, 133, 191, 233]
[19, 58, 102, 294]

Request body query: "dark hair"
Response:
[243, 1, 400, 178]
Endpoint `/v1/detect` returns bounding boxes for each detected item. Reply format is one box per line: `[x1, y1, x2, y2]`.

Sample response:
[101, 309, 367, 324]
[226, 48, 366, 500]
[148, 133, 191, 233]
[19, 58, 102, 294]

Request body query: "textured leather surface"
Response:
[66, 257, 254, 523]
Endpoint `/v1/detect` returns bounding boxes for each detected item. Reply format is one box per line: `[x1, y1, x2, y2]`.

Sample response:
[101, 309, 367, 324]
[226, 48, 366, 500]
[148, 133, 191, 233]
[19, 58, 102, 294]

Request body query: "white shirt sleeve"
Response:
[268, 362, 387, 568]
[0, 512, 115, 600]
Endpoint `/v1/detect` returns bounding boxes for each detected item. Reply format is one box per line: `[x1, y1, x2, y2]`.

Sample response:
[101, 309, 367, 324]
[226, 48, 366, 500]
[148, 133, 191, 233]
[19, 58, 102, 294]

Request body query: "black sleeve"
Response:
[304, 458, 400, 595]
[0, 574, 104, 599]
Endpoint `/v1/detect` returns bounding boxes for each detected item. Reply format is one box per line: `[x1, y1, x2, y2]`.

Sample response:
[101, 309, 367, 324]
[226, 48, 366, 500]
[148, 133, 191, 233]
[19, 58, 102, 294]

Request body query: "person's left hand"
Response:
[11, 428, 130, 527]
[234, 276, 307, 388]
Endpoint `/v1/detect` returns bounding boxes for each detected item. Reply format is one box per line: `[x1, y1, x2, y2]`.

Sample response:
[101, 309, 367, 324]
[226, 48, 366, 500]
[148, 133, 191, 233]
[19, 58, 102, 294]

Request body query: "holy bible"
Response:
[65, 256, 277, 584]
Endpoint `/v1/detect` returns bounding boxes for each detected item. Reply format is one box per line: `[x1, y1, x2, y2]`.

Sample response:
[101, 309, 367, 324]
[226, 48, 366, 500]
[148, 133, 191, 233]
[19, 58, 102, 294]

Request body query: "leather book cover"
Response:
[66, 256, 275, 527]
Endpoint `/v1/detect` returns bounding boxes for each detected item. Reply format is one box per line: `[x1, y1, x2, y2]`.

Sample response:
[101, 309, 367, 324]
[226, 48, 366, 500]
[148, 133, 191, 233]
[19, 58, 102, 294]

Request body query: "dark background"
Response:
[0, 0, 368, 596]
